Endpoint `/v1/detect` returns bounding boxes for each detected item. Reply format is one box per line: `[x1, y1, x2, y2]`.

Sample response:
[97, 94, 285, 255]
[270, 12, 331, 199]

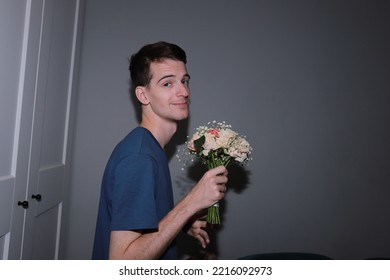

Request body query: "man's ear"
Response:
[135, 86, 149, 105]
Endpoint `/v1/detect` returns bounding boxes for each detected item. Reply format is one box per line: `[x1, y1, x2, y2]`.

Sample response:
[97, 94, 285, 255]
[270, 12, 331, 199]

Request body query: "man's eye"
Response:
[163, 82, 172, 87]
[182, 79, 190, 85]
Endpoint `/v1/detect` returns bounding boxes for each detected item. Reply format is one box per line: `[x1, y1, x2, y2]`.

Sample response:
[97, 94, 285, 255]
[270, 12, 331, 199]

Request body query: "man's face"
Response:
[143, 59, 190, 123]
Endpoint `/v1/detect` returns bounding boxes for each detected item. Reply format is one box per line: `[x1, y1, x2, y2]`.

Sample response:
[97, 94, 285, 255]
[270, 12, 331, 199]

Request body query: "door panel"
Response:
[35, 165, 65, 216]
[0, 177, 14, 260]
[0, 233, 10, 260]
[0, 0, 25, 177]
[0, 178, 14, 236]
[32, 204, 62, 260]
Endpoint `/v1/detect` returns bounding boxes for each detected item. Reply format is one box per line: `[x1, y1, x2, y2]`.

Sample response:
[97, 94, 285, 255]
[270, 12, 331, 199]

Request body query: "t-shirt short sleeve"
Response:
[110, 154, 158, 231]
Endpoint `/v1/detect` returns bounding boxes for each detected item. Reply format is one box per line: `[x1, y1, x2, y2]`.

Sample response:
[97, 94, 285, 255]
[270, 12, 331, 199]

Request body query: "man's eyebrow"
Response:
[157, 75, 174, 83]
[157, 74, 191, 83]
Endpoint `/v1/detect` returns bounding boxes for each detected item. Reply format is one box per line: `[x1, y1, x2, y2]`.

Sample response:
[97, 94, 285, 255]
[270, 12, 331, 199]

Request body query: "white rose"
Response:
[216, 128, 237, 148]
[203, 132, 219, 151]
[229, 137, 250, 162]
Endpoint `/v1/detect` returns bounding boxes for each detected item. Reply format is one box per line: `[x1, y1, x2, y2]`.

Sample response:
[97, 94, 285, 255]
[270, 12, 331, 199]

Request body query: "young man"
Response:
[92, 42, 228, 260]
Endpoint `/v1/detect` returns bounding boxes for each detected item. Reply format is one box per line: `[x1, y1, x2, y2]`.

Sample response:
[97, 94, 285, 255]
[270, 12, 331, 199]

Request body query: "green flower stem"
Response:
[207, 204, 220, 225]
[204, 153, 233, 224]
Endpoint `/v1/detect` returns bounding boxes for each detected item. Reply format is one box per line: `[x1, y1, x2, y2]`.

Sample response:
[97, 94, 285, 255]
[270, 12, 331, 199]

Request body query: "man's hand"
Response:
[187, 218, 209, 248]
[186, 165, 228, 212]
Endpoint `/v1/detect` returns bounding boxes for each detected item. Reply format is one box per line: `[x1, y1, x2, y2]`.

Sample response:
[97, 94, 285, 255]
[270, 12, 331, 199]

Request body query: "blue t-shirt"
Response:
[92, 127, 177, 259]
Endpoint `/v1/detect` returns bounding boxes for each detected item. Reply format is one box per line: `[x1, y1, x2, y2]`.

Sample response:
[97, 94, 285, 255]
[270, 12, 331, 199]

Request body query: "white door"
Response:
[0, 0, 31, 260]
[0, 0, 83, 259]
[20, 0, 82, 260]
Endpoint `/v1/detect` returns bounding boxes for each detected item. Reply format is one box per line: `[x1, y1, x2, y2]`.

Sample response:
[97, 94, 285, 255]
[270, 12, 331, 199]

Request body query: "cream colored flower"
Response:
[229, 137, 251, 162]
[216, 128, 237, 148]
[203, 132, 219, 152]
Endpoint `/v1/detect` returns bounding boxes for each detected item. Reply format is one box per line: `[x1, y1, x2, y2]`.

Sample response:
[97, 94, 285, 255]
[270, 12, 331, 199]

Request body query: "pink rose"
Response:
[207, 129, 219, 137]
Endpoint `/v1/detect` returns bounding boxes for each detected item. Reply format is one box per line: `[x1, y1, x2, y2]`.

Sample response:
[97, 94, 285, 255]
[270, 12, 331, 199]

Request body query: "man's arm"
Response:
[109, 165, 228, 259]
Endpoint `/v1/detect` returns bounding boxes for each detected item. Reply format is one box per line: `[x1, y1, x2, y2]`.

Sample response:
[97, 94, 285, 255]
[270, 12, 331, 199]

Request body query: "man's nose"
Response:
[177, 83, 189, 97]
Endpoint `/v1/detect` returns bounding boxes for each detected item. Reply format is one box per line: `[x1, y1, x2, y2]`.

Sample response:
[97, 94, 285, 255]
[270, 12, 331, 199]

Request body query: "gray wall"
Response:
[64, 0, 390, 259]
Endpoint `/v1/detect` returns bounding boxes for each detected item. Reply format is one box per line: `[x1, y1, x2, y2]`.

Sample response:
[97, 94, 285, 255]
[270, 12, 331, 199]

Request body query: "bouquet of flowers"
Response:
[186, 121, 252, 224]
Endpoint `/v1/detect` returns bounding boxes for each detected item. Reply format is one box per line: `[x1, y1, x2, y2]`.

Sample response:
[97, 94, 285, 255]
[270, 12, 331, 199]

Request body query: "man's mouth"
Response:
[172, 100, 189, 106]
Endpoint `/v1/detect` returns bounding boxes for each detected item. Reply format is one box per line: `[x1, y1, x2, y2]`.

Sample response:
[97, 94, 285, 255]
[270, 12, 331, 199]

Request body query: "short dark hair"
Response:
[129, 41, 187, 88]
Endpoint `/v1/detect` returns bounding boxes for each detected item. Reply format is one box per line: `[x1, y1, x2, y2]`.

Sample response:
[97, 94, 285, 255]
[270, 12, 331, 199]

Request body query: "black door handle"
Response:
[17, 201, 29, 209]
[32, 194, 42, 201]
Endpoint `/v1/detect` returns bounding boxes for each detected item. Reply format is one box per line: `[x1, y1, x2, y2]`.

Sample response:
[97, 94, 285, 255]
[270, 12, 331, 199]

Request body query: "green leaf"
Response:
[194, 135, 205, 153]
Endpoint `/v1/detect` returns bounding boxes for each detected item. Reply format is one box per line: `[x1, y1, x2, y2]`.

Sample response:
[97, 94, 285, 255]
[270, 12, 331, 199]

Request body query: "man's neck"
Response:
[140, 117, 177, 148]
